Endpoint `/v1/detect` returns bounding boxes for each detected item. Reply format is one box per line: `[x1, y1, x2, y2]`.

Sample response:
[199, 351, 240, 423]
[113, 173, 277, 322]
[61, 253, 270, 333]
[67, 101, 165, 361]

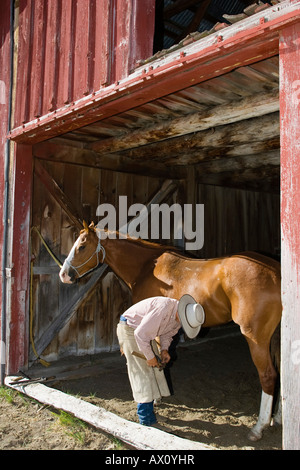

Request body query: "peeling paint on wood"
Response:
[280, 21, 300, 451]
[13, 0, 155, 131]
[10, 2, 300, 144]
[7, 144, 33, 374]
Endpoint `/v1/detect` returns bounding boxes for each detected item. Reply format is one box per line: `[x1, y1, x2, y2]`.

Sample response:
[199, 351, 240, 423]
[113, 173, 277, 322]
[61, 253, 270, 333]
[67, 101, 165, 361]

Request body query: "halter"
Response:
[65, 234, 106, 278]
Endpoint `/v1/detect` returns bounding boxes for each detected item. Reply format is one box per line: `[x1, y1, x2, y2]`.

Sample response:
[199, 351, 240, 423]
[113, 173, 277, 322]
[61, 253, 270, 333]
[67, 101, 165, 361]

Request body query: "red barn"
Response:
[0, 0, 300, 449]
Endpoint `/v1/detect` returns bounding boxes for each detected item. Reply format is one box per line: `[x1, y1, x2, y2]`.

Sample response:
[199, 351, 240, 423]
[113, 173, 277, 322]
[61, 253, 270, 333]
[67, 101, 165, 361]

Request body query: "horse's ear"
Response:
[83, 220, 89, 231]
[89, 221, 95, 231]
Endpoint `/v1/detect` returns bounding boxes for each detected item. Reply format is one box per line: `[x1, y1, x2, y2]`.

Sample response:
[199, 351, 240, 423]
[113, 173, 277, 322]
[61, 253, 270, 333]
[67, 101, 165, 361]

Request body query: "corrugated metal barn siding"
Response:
[14, 0, 155, 128]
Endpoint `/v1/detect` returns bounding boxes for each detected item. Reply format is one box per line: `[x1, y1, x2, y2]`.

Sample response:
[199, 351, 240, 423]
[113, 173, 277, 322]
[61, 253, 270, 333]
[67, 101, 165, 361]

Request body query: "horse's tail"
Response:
[270, 322, 281, 374]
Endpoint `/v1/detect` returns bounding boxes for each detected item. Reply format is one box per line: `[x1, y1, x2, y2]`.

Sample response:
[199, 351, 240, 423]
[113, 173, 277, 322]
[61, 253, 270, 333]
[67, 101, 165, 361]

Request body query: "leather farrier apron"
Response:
[117, 322, 170, 403]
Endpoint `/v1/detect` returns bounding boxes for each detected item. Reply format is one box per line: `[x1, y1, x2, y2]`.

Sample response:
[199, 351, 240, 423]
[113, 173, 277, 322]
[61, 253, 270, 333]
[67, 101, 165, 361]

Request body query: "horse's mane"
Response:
[96, 227, 180, 253]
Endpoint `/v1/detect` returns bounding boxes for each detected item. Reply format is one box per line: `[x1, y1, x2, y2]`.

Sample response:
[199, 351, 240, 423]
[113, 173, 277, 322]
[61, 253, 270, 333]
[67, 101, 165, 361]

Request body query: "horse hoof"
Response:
[248, 429, 262, 441]
[271, 418, 282, 428]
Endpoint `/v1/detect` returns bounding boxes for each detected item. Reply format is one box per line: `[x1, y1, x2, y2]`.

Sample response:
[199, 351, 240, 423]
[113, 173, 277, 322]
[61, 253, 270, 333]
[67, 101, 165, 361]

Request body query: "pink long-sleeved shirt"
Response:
[122, 296, 180, 360]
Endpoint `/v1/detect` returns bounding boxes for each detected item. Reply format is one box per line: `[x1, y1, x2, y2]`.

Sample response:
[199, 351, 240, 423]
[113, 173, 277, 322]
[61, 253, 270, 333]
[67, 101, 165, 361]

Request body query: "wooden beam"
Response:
[280, 21, 300, 451]
[6, 144, 33, 375]
[88, 89, 279, 154]
[34, 113, 279, 172]
[195, 149, 280, 175]
[33, 142, 185, 179]
[0, 0, 12, 382]
[30, 267, 107, 359]
[5, 377, 213, 450]
[197, 166, 279, 192]
[118, 112, 280, 164]
[174, 137, 279, 166]
[119, 180, 178, 235]
[195, 149, 280, 192]
[34, 160, 83, 229]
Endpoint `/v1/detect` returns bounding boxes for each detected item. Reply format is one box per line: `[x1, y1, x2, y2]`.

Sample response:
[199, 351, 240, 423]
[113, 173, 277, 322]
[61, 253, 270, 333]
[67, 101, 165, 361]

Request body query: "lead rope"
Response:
[30, 227, 63, 367]
[31, 226, 62, 268]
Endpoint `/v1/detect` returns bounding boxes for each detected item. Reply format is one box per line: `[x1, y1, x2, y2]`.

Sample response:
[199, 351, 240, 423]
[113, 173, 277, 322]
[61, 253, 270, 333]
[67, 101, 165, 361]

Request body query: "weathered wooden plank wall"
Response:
[31, 159, 162, 360]
[7, 144, 33, 374]
[30, 159, 280, 361]
[198, 184, 280, 259]
[14, 0, 155, 129]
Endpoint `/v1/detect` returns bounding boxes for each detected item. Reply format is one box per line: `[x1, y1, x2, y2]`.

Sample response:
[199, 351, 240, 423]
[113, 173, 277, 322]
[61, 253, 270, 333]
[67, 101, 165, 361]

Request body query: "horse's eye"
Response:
[78, 245, 85, 252]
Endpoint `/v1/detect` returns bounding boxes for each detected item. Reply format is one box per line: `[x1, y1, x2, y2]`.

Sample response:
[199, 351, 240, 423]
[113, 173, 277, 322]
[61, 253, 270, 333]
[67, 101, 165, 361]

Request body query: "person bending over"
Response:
[117, 295, 205, 426]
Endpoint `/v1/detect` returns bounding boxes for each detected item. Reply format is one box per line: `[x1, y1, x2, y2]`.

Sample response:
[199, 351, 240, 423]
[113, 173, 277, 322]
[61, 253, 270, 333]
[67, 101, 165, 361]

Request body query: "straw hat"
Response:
[178, 294, 205, 338]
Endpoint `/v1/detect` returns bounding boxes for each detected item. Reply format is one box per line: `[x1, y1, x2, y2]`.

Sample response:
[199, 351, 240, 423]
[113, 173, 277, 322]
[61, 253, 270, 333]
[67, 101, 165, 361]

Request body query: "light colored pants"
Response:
[116, 322, 170, 403]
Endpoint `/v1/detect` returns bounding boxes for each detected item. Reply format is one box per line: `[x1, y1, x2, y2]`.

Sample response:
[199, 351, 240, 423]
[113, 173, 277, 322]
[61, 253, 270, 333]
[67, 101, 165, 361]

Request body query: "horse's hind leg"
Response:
[250, 390, 273, 441]
[244, 338, 278, 441]
[272, 389, 282, 426]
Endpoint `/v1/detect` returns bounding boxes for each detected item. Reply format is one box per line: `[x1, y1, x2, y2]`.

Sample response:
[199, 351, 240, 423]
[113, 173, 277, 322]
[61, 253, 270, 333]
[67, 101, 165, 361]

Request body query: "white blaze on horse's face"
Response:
[59, 236, 81, 284]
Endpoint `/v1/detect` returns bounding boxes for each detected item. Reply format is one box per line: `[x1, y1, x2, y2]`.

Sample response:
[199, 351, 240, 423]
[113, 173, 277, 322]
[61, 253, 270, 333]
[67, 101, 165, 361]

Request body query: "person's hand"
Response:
[161, 350, 171, 364]
[147, 356, 159, 368]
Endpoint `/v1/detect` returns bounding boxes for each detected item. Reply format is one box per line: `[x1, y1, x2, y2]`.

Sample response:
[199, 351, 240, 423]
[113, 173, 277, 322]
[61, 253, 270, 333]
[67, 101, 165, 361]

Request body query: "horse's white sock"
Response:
[248, 391, 273, 441]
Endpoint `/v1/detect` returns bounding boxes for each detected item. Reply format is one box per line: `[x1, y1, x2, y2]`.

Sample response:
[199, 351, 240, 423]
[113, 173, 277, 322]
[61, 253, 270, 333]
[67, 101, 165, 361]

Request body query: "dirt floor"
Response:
[1, 324, 282, 451]
[0, 384, 124, 450]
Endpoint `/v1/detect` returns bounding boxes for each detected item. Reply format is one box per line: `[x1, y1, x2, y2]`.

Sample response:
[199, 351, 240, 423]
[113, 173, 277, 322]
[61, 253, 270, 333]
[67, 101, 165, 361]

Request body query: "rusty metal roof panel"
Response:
[160, 0, 276, 49]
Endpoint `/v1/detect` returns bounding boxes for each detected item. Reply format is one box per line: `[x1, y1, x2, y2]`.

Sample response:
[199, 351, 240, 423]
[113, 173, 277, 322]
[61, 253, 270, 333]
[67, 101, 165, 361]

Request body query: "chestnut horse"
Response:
[59, 222, 282, 441]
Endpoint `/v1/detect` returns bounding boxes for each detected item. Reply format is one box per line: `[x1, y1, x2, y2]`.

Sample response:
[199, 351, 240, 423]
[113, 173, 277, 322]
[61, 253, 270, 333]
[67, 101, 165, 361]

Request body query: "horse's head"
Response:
[59, 221, 105, 284]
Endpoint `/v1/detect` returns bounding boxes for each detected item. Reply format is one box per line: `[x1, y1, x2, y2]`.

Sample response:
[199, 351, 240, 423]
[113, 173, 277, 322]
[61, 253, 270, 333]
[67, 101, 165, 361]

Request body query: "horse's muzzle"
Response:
[59, 267, 76, 284]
